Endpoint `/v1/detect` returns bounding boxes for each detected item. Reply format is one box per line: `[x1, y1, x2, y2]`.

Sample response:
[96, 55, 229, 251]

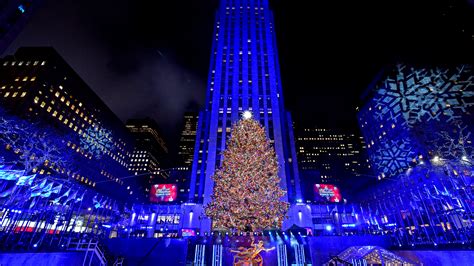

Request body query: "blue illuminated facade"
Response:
[356, 64, 474, 248]
[187, 0, 302, 231]
[358, 64, 474, 179]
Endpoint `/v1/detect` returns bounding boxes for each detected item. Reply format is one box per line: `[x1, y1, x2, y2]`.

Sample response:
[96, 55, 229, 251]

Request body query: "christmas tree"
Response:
[205, 111, 289, 232]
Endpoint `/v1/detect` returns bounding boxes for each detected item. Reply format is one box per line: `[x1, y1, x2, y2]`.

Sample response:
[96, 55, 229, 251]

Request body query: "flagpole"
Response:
[392, 194, 409, 246]
[438, 175, 464, 242]
[398, 193, 415, 244]
[417, 188, 438, 244]
[28, 195, 50, 248]
[423, 184, 446, 243]
[49, 191, 68, 247]
[410, 190, 430, 244]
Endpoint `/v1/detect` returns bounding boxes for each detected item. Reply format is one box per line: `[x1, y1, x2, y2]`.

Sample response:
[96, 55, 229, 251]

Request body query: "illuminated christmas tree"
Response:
[205, 111, 289, 232]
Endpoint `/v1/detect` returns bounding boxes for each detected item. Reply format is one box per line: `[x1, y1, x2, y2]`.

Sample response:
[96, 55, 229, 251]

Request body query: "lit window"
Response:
[30, 77, 36, 81]
[66, 101, 70, 106]
[22, 77, 28, 81]
[47, 106, 52, 112]
[60, 96, 65, 102]
[52, 111, 58, 117]
[4, 92, 10, 97]
[20, 92, 26, 97]
[41, 61, 46, 66]
[55, 91, 60, 97]
[15, 77, 19, 82]
[12, 92, 18, 97]
[33, 61, 39, 66]
[40, 101, 46, 108]
[58, 115, 63, 121]
[34, 96, 39, 103]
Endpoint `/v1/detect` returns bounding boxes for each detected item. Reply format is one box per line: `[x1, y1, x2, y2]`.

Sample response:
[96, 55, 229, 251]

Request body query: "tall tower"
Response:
[186, 0, 303, 231]
[178, 112, 199, 167]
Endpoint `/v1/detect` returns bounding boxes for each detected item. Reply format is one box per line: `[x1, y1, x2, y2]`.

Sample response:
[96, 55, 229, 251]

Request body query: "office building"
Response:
[126, 118, 168, 200]
[177, 112, 198, 167]
[186, 0, 303, 232]
[0, 47, 137, 200]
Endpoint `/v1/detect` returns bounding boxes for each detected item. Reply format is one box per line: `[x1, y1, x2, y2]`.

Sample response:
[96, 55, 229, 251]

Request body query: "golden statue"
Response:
[231, 238, 275, 266]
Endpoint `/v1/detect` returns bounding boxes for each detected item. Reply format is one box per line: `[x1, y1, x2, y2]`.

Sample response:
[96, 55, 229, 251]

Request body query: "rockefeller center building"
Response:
[186, 0, 303, 231]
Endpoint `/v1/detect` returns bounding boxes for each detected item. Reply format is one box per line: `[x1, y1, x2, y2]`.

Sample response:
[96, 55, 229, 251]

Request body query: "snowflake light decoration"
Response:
[80, 126, 114, 159]
[359, 64, 473, 178]
[375, 64, 474, 128]
[371, 139, 417, 176]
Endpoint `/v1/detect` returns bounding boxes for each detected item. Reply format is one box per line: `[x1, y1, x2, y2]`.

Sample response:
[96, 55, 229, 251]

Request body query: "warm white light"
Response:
[242, 110, 252, 120]
[461, 156, 468, 161]
[433, 156, 440, 163]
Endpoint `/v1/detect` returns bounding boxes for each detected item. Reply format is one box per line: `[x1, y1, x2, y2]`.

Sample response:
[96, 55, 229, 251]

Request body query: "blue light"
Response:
[33, 244, 38, 248]
[341, 223, 356, 228]
[18, 5, 25, 13]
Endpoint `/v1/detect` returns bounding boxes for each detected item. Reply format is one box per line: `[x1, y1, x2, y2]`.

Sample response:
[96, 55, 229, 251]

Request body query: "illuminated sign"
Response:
[150, 184, 177, 202]
[156, 214, 180, 224]
[137, 215, 149, 221]
[181, 228, 196, 237]
[314, 184, 342, 203]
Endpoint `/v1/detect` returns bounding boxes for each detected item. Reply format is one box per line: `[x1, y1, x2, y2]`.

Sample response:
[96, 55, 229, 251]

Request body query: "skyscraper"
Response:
[126, 118, 168, 200]
[186, 0, 302, 231]
[177, 112, 198, 167]
[0, 47, 137, 201]
[296, 127, 370, 202]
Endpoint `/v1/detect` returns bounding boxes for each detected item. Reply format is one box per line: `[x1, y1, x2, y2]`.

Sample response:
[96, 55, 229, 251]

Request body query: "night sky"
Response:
[6, 0, 473, 150]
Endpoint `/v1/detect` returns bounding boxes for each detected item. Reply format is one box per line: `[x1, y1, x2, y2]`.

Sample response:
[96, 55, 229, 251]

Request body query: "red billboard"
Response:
[150, 184, 178, 202]
[314, 184, 342, 203]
